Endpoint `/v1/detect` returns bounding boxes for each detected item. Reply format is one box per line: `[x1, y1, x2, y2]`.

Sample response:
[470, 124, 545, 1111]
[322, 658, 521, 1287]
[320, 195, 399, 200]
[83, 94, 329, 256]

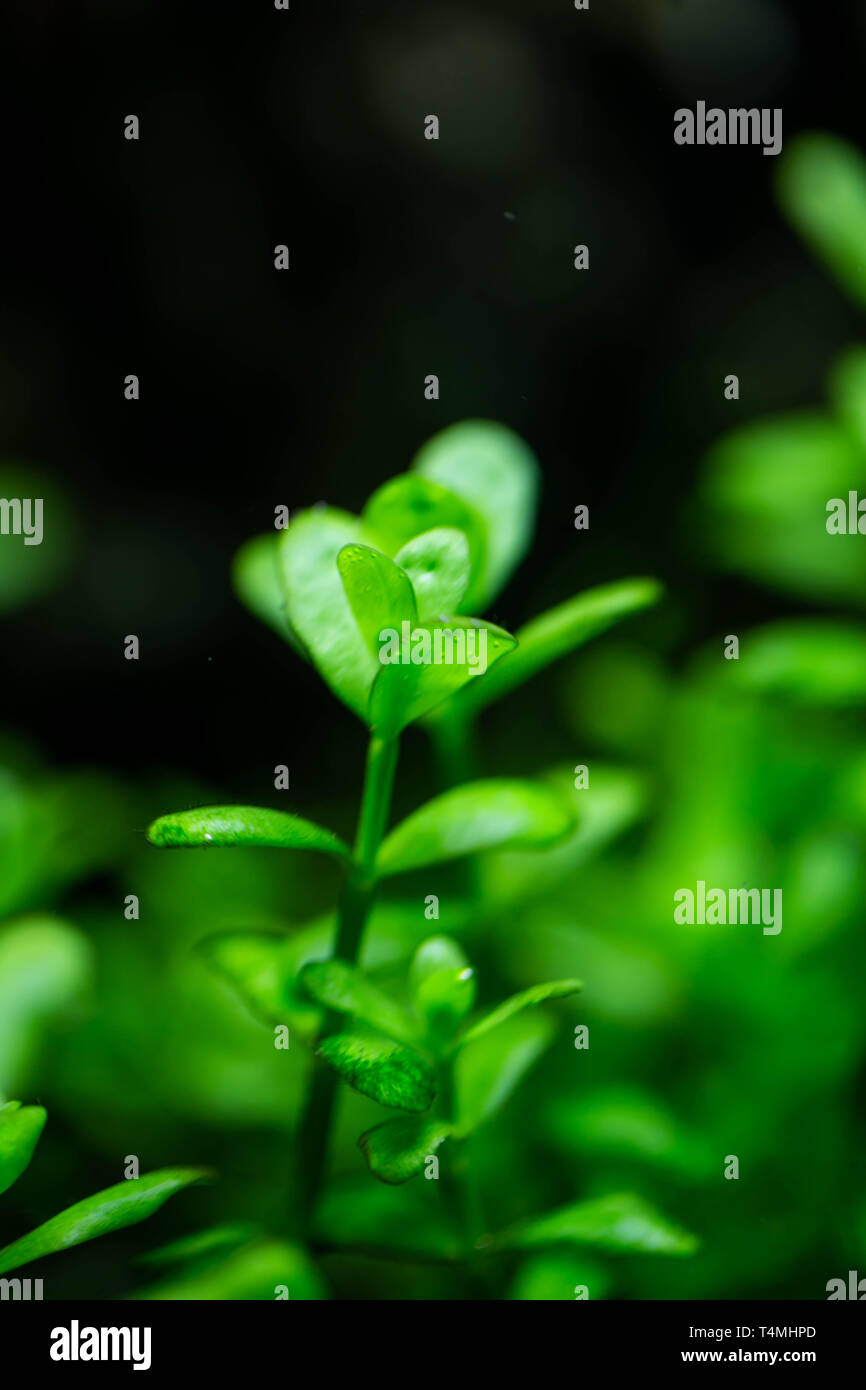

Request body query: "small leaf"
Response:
[0, 916, 92, 1096]
[431, 578, 663, 720]
[317, 1033, 435, 1113]
[412, 420, 539, 608]
[232, 533, 311, 660]
[362, 474, 485, 597]
[777, 133, 866, 310]
[358, 1115, 451, 1184]
[298, 959, 419, 1045]
[147, 805, 348, 858]
[828, 346, 866, 452]
[135, 1238, 327, 1300]
[457, 979, 582, 1050]
[394, 528, 471, 619]
[369, 618, 517, 737]
[410, 937, 476, 1050]
[455, 1012, 554, 1134]
[278, 506, 379, 717]
[489, 1192, 699, 1257]
[0, 1101, 46, 1196]
[376, 779, 575, 877]
[197, 931, 318, 1034]
[138, 1222, 262, 1267]
[337, 543, 417, 656]
[726, 619, 866, 707]
[509, 1252, 612, 1301]
[0, 1168, 211, 1275]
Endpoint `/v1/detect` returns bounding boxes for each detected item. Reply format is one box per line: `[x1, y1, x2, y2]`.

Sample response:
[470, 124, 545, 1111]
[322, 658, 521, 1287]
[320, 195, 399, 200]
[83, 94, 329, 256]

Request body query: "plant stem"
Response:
[294, 734, 399, 1235]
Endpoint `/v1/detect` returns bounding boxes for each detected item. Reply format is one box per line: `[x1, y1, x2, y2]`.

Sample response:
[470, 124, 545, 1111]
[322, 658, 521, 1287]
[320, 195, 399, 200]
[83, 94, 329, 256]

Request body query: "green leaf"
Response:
[509, 1252, 612, 1301]
[394, 528, 471, 620]
[298, 959, 419, 1045]
[489, 1192, 699, 1257]
[0, 1168, 211, 1275]
[409, 937, 476, 1050]
[0, 1101, 46, 1196]
[455, 1012, 554, 1134]
[369, 618, 517, 737]
[361, 474, 485, 602]
[317, 1033, 435, 1112]
[777, 133, 866, 310]
[412, 420, 539, 608]
[0, 916, 92, 1096]
[147, 805, 348, 858]
[358, 1115, 452, 1185]
[828, 346, 866, 451]
[337, 543, 417, 657]
[232, 533, 311, 660]
[135, 1239, 327, 1300]
[431, 578, 663, 720]
[138, 1222, 262, 1267]
[277, 506, 379, 717]
[457, 979, 582, 1050]
[723, 619, 866, 707]
[197, 931, 319, 1034]
[376, 779, 575, 877]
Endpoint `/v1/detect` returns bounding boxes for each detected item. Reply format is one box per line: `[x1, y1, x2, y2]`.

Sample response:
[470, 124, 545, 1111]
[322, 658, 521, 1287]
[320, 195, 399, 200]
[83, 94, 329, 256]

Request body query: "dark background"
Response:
[3, 0, 865, 800]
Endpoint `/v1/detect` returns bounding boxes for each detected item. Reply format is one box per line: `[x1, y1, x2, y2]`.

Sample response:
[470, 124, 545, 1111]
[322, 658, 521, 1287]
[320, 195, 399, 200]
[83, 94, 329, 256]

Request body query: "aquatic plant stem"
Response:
[295, 734, 399, 1234]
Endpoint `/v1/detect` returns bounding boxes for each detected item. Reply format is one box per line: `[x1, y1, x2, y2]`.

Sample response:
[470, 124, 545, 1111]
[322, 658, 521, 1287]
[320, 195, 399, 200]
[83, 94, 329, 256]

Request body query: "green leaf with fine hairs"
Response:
[455, 1012, 554, 1135]
[376, 779, 575, 877]
[232, 533, 311, 660]
[0, 1101, 46, 1196]
[456, 979, 582, 1050]
[489, 1192, 699, 1257]
[412, 419, 539, 608]
[0, 1168, 211, 1275]
[337, 543, 417, 657]
[410, 937, 476, 1051]
[147, 805, 348, 858]
[430, 578, 663, 721]
[298, 959, 419, 1045]
[394, 528, 471, 619]
[317, 1034, 435, 1113]
[358, 1115, 452, 1185]
[777, 133, 866, 310]
[278, 506, 379, 717]
[361, 474, 486, 600]
[134, 1239, 327, 1300]
[369, 618, 517, 737]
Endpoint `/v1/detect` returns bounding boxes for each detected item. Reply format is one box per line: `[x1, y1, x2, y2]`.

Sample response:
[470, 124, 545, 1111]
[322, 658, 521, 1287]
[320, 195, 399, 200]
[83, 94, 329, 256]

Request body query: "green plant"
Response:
[147, 420, 692, 1289]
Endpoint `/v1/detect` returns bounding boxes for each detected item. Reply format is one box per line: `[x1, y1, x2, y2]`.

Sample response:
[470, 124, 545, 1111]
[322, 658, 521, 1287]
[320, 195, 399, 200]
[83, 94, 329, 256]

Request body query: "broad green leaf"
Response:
[314, 1178, 460, 1260]
[509, 1252, 612, 1301]
[0, 916, 92, 1097]
[298, 959, 419, 1045]
[317, 1033, 435, 1112]
[410, 938, 477, 1051]
[138, 1222, 262, 1267]
[412, 420, 539, 607]
[358, 1115, 452, 1185]
[362, 474, 486, 602]
[829, 346, 866, 451]
[697, 412, 866, 605]
[456, 979, 582, 1050]
[135, 1239, 327, 1300]
[0, 1101, 46, 1195]
[394, 528, 471, 619]
[337, 543, 417, 657]
[455, 1011, 554, 1134]
[376, 779, 575, 877]
[777, 133, 866, 310]
[369, 618, 517, 737]
[0, 1168, 211, 1275]
[490, 1192, 699, 1257]
[724, 620, 866, 707]
[232, 533, 311, 660]
[431, 578, 663, 720]
[147, 805, 348, 858]
[197, 931, 319, 1035]
[278, 507, 379, 717]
